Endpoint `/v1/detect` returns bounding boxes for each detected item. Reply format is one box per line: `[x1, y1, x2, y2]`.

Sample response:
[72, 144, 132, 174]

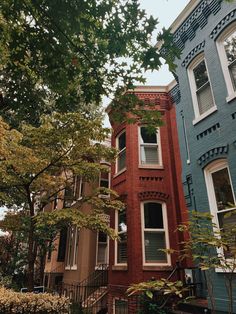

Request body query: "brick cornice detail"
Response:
[138, 191, 169, 201]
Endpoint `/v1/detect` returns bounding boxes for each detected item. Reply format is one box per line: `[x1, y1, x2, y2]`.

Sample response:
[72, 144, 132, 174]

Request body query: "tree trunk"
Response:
[27, 218, 36, 291]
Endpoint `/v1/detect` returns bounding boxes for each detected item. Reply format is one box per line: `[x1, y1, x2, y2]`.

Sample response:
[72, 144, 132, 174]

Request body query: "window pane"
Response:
[140, 145, 159, 164]
[118, 132, 126, 151]
[193, 60, 209, 89]
[117, 233, 127, 263]
[229, 60, 236, 90]
[212, 167, 234, 210]
[224, 30, 236, 64]
[144, 203, 163, 229]
[98, 231, 107, 243]
[118, 150, 126, 172]
[140, 127, 157, 144]
[115, 300, 128, 314]
[144, 232, 167, 262]
[118, 212, 127, 233]
[197, 82, 214, 115]
[218, 211, 236, 258]
[97, 243, 107, 264]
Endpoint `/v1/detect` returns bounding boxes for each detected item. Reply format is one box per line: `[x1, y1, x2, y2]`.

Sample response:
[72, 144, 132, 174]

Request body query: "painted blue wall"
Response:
[171, 0, 236, 312]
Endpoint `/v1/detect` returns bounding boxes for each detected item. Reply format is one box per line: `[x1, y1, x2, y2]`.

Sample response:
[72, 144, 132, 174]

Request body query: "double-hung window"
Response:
[204, 159, 236, 258]
[139, 126, 162, 166]
[65, 226, 79, 270]
[188, 54, 215, 123]
[217, 23, 236, 101]
[116, 131, 126, 173]
[141, 202, 170, 265]
[96, 231, 108, 266]
[115, 210, 127, 265]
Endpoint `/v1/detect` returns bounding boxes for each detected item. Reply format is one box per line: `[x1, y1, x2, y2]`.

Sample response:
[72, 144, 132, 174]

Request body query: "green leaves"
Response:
[0, 0, 163, 128]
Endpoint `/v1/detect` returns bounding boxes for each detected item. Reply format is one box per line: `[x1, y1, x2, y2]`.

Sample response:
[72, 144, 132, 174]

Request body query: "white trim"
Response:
[216, 21, 236, 102]
[115, 130, 126, 174]
[113, 298, 128, 314]
[141, 201, 171, 266]
[96, 231, 109, 267]
[138, 126, 163, 168]
[204, 159, 236, 267]
[114, 210, 127, 266]
[188, 53, 216, 122]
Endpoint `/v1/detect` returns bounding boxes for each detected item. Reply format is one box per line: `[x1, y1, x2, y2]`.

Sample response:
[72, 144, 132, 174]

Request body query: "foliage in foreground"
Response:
[128, 278, 189, 313]
[0, 286, 70, 313]
[0, 113, 123, 290]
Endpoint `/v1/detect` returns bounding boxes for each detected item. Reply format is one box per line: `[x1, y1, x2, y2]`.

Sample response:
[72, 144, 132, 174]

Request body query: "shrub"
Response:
[0, 286, 70, 313]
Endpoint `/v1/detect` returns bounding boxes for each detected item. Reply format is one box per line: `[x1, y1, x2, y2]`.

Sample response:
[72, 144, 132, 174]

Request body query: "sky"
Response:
[138, 0, 189, 85]
[0, 1, 190, 223]
[102, 0, 190, 124]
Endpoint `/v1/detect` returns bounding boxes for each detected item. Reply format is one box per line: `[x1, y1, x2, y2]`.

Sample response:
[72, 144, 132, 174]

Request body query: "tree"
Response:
[0, 0, 177, 129]
[177, 210, 236, 314]
[0, 113, 123, 290]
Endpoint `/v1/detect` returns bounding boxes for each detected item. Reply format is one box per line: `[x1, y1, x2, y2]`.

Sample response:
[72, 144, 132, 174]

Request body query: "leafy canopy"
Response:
[0, 0, 173, 128]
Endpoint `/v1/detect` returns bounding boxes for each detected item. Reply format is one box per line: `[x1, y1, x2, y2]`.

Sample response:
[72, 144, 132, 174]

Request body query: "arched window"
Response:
[204, 159, 236, 257]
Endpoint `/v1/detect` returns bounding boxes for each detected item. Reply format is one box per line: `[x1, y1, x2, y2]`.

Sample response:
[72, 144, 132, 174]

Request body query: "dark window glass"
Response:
[144, 203, 163, 229]
[193, 60, 209, 89]
[140, 127, 157, 143]
[57, 228, 67, 262]
[212, 167, 234, 211]
[118, 132, 126, 151]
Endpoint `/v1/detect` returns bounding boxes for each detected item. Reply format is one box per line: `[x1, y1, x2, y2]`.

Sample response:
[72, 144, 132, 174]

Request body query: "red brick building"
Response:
[107, 86, 188, 313]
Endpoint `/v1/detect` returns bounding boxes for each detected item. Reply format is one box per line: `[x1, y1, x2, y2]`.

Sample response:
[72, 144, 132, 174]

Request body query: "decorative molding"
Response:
[138, 191, 169, 201]
[181, 41, 205, 67]
[171, 0, 222, 51]
[197, 145, 229, 166]
[139, 176, 163, 182]
[210, 9, 236, 40]
[196, 122, 220, 140]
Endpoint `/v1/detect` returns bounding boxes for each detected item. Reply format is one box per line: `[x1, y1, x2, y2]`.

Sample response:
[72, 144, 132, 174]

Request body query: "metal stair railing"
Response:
[62, 264, 108, 305]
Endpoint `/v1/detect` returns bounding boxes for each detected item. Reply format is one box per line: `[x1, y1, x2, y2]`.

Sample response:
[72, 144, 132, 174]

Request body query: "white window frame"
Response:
[188, 53, 217, 125]
[65, 226, 79, 270]
[113, 298, 128, 314]
[116, 130, 126, 174]
[115, 210, 127, 266]
[216, 21, 236, 102]
[96, 231, 109, 267]
[138, 126, 163, 168]
[99, 163, 110, 198]
[141, 201, 170, 266]
[73, 176, 83, 201]
[204, 159, 236, 267]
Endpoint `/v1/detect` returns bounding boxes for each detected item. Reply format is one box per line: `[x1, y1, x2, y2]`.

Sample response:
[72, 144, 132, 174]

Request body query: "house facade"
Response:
[44, 167, 110, 310]
[107, 86, 188, 313]
[170, 0, 236, 312]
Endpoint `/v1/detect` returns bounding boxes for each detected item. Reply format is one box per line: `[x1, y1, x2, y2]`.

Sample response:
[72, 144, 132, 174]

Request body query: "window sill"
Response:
[113, 168, 126, 178]
[139, 165, 164, 170]
[192, 106, 217, 125]
[112, 265, 128, 271]
[226, 91, 236, 103]
[143, 265, 172, 271]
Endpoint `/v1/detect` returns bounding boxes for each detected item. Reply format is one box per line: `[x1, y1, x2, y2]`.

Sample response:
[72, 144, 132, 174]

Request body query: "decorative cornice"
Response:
[197, 145, 229, 166]
[181, 41, 205, 67]
[172, 0, 222, 51]
[210, 9, 236, 39]
[138, 191, 169, 201]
